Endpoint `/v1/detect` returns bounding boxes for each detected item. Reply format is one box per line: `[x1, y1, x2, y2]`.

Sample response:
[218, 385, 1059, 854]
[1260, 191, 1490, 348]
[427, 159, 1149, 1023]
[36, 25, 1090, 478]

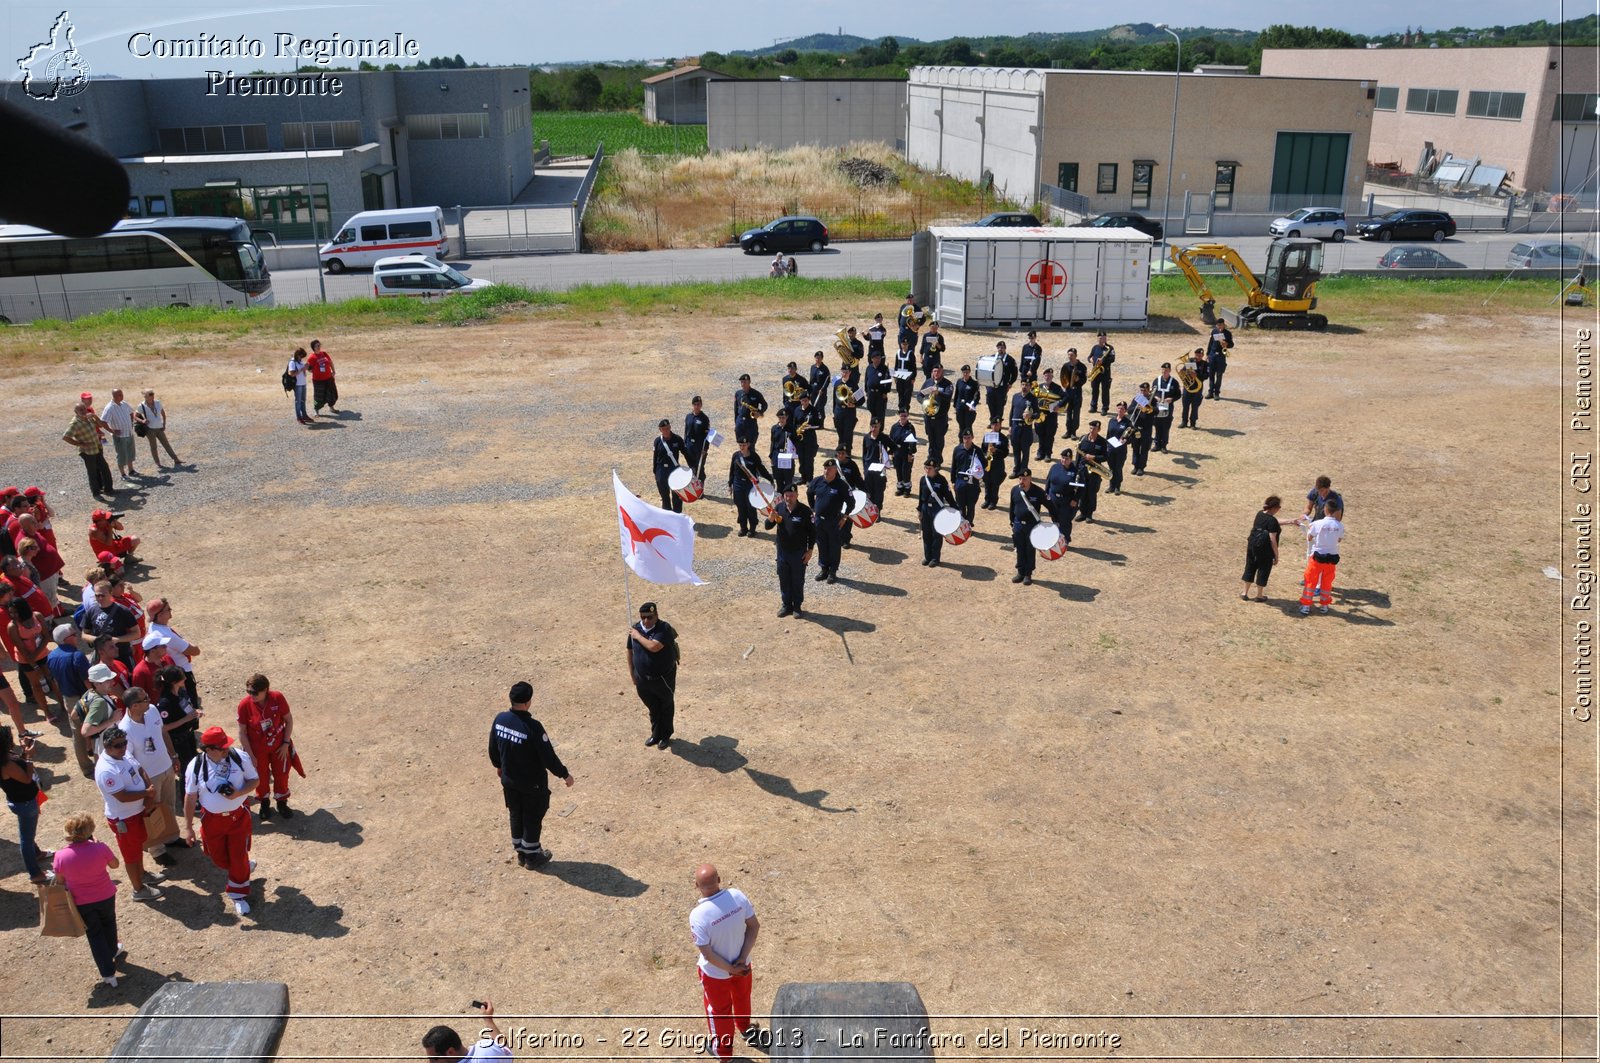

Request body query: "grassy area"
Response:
[535, 111, 707, 157]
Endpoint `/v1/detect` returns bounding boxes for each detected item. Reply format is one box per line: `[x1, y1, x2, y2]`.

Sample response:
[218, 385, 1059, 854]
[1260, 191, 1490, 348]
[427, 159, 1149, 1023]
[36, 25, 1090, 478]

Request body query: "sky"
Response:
[4, 0, 1596, 80]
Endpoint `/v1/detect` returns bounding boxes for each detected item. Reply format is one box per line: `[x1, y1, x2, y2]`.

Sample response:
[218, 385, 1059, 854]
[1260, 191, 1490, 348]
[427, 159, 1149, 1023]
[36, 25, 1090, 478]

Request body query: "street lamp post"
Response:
[1155, 23, 1181, 271]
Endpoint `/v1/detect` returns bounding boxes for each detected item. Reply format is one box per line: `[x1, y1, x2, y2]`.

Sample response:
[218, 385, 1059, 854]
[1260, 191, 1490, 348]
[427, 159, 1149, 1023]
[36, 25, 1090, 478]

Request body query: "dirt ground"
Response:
[0, 289, 1588, 1061]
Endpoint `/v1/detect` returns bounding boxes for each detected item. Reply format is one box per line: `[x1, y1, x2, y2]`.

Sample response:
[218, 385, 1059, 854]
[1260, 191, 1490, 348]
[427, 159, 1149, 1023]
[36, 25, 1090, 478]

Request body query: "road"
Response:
[267, 230, 1594, 307]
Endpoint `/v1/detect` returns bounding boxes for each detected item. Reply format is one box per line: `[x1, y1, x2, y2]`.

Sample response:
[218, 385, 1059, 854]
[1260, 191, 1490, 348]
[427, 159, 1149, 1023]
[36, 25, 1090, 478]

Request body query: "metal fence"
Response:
[448, 145, 607, 255]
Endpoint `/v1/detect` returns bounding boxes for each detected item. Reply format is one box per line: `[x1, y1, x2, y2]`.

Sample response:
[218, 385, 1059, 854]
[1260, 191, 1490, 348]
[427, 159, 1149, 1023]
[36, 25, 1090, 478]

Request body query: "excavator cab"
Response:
[1261, 239, 1323, 306]
[1169, 238, 1330, 331]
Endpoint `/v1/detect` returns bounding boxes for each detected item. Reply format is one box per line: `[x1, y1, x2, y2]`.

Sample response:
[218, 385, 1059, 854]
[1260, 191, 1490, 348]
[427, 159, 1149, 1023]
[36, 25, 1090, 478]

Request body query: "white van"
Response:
[371, 255, 490, 298]
[320, 207, 447, 273]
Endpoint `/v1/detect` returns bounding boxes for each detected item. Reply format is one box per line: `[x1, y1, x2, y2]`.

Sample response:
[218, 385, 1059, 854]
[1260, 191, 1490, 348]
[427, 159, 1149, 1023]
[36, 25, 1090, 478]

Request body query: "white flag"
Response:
[613, 472, 706, 585]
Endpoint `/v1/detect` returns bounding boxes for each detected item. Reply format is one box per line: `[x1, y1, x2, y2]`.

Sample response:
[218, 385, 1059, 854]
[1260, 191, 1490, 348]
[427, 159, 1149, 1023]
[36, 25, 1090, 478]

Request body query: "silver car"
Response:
[1268, 207, 1347, 242]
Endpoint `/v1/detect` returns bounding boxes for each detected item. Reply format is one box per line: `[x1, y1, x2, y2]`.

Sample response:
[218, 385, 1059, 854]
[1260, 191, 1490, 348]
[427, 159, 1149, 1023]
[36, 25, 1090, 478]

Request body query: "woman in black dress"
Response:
[1241, 495, 1297, 601]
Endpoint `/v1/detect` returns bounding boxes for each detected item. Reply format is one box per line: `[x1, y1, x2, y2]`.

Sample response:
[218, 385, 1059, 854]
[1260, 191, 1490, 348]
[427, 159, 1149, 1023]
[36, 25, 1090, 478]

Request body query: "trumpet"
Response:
[782, 378, 805, 404]
[833, 328, 860, 370]
[835, 382, 857, 408]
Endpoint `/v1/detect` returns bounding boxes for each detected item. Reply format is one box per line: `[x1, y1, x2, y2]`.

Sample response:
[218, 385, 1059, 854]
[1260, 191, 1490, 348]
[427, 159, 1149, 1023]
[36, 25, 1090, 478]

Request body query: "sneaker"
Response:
[259, 799, 272, 820]
[1319, 605, 1330, 614]
[249, 859, 257, 873]
[526, 847, 552, 868]
[113, 944, 128, 965]
[102, 975, 119, 988]
[1299, 605, 1311, 615]
[130, 885, 161, 901]
[231, 898, 251, 916]
[142, 867, 165, 882]
[21, 728, 41, 738]
[276, 800, 294, 819]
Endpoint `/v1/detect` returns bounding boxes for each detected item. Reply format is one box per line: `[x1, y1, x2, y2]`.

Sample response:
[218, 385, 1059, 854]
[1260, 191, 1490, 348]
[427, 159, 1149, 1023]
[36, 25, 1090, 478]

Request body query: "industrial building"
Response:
[707, 79, 907, 151]
[642, 65, 735, 124]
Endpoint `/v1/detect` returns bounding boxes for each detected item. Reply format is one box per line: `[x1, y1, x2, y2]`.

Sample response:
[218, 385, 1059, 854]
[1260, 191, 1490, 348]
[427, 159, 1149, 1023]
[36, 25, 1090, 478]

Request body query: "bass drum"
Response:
[932, 506, 972, 545]
[848, 489, 880, 529]
[975, 353, 1005, 388]
[1030, 522, 1068, 560]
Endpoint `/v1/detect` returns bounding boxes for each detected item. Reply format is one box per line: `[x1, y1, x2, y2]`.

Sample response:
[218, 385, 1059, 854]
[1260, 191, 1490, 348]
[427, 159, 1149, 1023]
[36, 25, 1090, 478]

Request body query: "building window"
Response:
[282, 121, 363, 149]
[501, 102, 529, 138]
[405, 112, 490, 140]
[156, 124, 268, 154]
[1057, 163, 1078, 193]
[145, 196, 168, 217]
[170, 184, 330, 241]
[1213, 163, 1237, 211]
[1130, 161, 1154, 210]
[1097, 163, 1118, 194]
[1554, 93, 1600, 121]
[1464, 91, 1525, 120]
[1374, 86, 1399, 111]
[1404, 88, 1458, 115]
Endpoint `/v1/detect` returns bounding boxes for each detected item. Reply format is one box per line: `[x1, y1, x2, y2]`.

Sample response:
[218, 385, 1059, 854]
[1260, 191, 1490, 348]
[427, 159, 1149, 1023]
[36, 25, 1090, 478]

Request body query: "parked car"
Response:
[738, 216, 829, 255]
[1076, 212, 1163, 240]
[371, 255, 490, 298]
[1377, 248, 1467, 269]
[1506, 241, 1600, 270]
[1268, 207, 1347, 242]
[972, 212, 1043, 227]
[1356, 209, 1457, 242]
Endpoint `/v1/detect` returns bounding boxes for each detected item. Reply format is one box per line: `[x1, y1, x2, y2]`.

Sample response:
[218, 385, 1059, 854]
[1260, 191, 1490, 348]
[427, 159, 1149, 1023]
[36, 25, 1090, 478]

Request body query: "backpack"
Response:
[188, 749, 242, 794]
[281, 369, 295, 393]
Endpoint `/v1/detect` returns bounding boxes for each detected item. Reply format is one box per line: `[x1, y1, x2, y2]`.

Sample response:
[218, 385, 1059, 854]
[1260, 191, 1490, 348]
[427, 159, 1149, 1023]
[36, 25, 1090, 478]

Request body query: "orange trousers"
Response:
[1300, 557, 1337, 606]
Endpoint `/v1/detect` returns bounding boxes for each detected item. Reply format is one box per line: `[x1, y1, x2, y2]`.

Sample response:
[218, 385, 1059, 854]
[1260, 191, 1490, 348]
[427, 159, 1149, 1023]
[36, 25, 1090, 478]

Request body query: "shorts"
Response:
[1241, 549, 1275, 587]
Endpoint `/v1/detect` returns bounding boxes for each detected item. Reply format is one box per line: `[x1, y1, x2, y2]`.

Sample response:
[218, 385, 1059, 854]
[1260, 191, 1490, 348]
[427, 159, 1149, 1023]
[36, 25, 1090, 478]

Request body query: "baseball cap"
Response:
[90, 509, 112, 524]
[200, 726, 233, 749]
[96, 551, 123, 568]
[53, 623, 76, 643]
[141, 632, 171, 651]
[23, 487, 43, 499]
[509, 681, 533, 704]
[87, 663, 117, 683]
[657, 418, 671, 428]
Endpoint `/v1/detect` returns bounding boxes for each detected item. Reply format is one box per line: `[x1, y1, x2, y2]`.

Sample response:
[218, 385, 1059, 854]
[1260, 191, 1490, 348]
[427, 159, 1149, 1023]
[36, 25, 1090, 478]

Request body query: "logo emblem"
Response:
[17, 10, 91, 101]
[619, 506, 676, 561]
[1025, 259, 1067, 300]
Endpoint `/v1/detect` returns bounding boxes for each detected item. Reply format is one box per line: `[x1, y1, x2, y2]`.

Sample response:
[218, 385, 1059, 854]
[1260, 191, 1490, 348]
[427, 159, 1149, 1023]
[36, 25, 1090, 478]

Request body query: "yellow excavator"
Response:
[1169, 239, 1329, 331]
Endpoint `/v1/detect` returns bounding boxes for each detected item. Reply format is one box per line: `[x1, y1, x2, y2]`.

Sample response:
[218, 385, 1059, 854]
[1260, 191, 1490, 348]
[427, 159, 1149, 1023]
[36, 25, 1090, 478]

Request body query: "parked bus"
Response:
[318, 207, 448, 273]
[0, 217, 273, 324]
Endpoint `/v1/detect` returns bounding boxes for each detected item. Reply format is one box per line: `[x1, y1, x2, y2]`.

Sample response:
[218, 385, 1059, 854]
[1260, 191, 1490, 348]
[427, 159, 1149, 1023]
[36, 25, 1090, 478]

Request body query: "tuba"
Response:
[833, 328, 860, 370]
[1177, 359, 1203, 395]
[835, 382, 857, 408]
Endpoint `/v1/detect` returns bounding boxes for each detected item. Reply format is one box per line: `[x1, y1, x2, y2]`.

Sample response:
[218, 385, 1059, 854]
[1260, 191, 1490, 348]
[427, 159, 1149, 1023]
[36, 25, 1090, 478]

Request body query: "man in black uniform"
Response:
[1151, 364, 1180, 453]
[985, 340, 1019, 423]
[1045, 448, 1080, 546]
[653, 419, 687, 513]
[765, 485, 814, 618]
[808, 350, 831, 407]
[1206, 321, 1233, 398]
[892, 335, 918, 415]
[953, 364, 982, 440]
[919, 321, 946, 384]
[683, 396, 711, 483]
[733, 374, 766, 447]
[1087, 331, 1115, 414]
[1059, 349, 1087, 437]
[832, 363, 860, 455]
[780, 361, 807, 411]
[1008, 470, 1055, 586]
[729, 440, 773, 537]
[488, 681, 575, 869]
[921, 366, 954, 467]
[1032, 367, 1064, 462]
[917, 459, 952, 568]
[1128, 385, 1154, 476]
[1008, 384, 1035, 478]
[1077, 421, 1110, 521]
[865, 313, 888, 361]
[795, 394, 822, 482]
[1104, 403, 1132, 495]
[1179, 349, 1206, 429]
[949, 430, 984, 523]
[769, 408, 798, 492]
[864, 350, 892, 428]
[861, 419, 891, 511]
[888, 410, 919, 496]
[896, 293, 920, 349]
[980, 419, 1011, 510]
[1018, 330, 1043, 383]
[831, 444, 863, 547]
[627, 602, 679, 749]
[808, 459, 851, 584]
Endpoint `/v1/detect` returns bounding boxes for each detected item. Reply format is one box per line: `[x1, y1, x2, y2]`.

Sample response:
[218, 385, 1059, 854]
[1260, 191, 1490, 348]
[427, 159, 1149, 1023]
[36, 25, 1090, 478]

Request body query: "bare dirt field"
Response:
[0, 284, 1589, 1061]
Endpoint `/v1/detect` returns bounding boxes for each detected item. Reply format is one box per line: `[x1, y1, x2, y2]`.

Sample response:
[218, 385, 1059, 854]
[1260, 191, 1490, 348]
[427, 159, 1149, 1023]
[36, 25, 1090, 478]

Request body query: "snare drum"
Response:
[975, 353, 1004, 388]
[667, 467, 703, 502]
[848, 490, 880, 529]
[933, 506, 972, 545]
[1030, 521, 1068, 560]
[747, 483, 779, 518]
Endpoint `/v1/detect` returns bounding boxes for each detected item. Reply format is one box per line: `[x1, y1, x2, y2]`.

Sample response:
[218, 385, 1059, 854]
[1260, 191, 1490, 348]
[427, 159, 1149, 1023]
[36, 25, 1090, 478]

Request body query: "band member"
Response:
[864, 350, 892, 426]
[844, 326, 864, 367]
[1104, 403, 1132, 495]
[1128, 383, 1154, 476]
[865, 313, 888, 360]
[861, 420, 891, 510]
[917, 459, 951, 567]
[1299, 502, 1346, 616]
[953, 365, 982, 439]
[1045, 448, 1080, 545]
[1179, 349, 1208, 429]
[683, 396, 711, 480]
[769, 409, 799, 491]
[807, 459, 851, 584]
[1059, 349, 1087, 436]
[918, 321, 946, 384]
[920, 366, 954, 468]
[1088, 331, 1115, 413]
[832, 362, 860, 454]
[1018, 330, 1043, 383]
[950, 430, 984, 523]
[892, 335, 918, 415]
[980, 420, 1011, 510]
[985, 340, 1019, 423]
[795, 394, 823, 482]
[734, 374, 766, 447]
[1077, 421, 1109, 521]
[808, 350, 831, 406]
[896, 293, 921, 348]
[765, 485, 814, 618]
[1008, 384, 1035, 478]
[729, 441, 773, 538]
[1206, 321, 1233, 399]
[780, 361, 807, 412]
[888, 410, 919, 496]
[653, 419, 687, 513]
[831, 445, 863, 546]
[1009, 470, 1055, 586]
[1150, 364, 1180, 452]
[1032, 368, 1065, 462]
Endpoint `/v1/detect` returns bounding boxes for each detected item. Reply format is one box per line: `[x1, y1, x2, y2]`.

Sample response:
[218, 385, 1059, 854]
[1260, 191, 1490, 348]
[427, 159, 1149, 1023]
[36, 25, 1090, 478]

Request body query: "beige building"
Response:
[1260, 46, 1599, 199]
[906, 66, 1374, 236]
[642, 66, 736, 125]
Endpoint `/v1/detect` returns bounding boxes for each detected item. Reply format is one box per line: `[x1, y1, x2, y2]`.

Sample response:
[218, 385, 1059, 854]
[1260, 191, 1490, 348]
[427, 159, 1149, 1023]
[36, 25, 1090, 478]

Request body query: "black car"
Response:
[972, 212, 1043, 227]
[1356, 209, 1456, 242]
[1077, 212, 1163, 241]
[738, 215, 830, 255]
[1377, 248, 1466, 270]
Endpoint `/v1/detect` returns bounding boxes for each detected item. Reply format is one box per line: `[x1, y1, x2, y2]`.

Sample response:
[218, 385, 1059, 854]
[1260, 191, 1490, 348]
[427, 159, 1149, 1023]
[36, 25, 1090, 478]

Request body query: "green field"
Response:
[534, 111, 707, 157]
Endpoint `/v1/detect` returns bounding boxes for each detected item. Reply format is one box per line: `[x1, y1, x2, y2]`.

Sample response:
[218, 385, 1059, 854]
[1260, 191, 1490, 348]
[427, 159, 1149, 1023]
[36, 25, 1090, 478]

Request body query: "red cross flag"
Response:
[613, 471, 706, 585]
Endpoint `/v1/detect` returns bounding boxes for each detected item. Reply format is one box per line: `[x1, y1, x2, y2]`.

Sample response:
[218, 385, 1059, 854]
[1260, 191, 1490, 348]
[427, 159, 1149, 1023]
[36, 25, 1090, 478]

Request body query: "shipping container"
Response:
[915, 226, 1152, 331]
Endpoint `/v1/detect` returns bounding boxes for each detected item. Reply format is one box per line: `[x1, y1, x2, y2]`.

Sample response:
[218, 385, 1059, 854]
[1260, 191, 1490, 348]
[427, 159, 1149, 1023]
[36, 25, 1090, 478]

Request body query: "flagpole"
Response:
[616, 467, 635, 625]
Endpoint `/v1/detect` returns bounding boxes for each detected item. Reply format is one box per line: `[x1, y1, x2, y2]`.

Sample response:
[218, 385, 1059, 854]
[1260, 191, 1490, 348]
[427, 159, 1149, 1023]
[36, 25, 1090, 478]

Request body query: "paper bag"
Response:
[39, 882, 85, 938]
[143, 803, 178, 851]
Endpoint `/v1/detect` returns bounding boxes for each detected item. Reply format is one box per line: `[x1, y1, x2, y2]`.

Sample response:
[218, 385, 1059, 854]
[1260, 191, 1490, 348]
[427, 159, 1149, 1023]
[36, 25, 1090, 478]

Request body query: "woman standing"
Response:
[52, 812, 126, 987]
[133, 389, 180, 467]
[0, 725, 46, 884]
[1241, 495, 1301, 602]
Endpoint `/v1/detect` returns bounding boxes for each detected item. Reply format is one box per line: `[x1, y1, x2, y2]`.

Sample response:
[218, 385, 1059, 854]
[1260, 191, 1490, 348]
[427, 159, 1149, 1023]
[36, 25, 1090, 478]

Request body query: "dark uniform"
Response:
[683, 408, 711, 480]
[953, 374, 982, 439]
[1128, 401, 1153, 475]
[1206, 324, 1233, 398]
[861, 431, 891, 509]
[765, 498, 814, 616]
[1059, 358, 1087, 436]
[652, 430, 686, 513]
[865, 319, 888, 360]
[833, 453, 864, 545]
[795, 399, 823, 481]
[1045, 459, 1080, 544]
[892, 343, 918, 414]
[985, 348, 1019, 423]
[917, 469, 952, 565]
[488, 704, 570, 865]
[779, 370, 807, 414]
[628, 615, 679, 746]
[832, 365, 861, 453]
[729, 449, 773, 536]
[922, 376, 954, 467]
[1088, 340, 1115, 413]
[888, 418, 919, 495]
[949, 440, 984, 522]
[919, 329, 946, 384]
[769, 417, 799, 491]
[1151, 375, 1181, 452]
[808, 472, 851, 582]
[1032, 379, 1064, 461]
[980, 429, 1011, 509]
[1077, 431, 1110, 520]
[1008, 482, 1055, 584]
[1104, 413, 1132, 494]
[1019, 339, 1043, 384]
[896, 300, 920, 349]
[808, 357, 832, 407]
[1008, 390, 1035, 477]
[864, 357, 893, 426]
[733, 387, 767, 447]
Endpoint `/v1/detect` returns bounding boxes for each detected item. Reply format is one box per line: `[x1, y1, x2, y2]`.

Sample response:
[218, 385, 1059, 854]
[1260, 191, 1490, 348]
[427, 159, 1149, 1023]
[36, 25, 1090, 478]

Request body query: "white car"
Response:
[371, 256, 490, 298]
[1268, 207, 1347, 242]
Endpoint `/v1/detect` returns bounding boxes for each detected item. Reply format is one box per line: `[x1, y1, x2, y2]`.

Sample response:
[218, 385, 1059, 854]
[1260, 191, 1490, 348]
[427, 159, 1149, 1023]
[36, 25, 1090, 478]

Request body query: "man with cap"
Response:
[182, 725, 259, 915]
[985, 339, 1019, 424]
[1104, 404, 1133, 495]
[980, 419, 1012, 511]
[916, 459, 953, 567]
[628, 603, 679, 748]
[896, 292, 920, 348]
[62, 401, 114, 500]
[79, 662, 125, 749]
[1059, 349, 1088, 437]
[728, 441, 773, 539]
[682, 397, 711, 483]
[1018, 330, 1043, 383]
[1077, 421, 1110, 521]
[807, 349, 831, 407]
[237, 674, 296, 820]
[131, 632, 170, 701]
[794, 394, 822, 482]
[917, 320, 945, 387]
[779, 360, 806, 412]
[863, 349, 892, 427]
[1150, 363, 1181, 453]
[808, 459, 851, 584]
[953, 364, 982, 440]
[891, 334, 917, 415]
[950, 430, 984, 524]
[764, 484, 814, 618]
[831, 349, 861, 456]
[733, 374, 766, 448]
[1009, 469, 1056, 586]
[488, 682, 575, 869]
[1008, 383, 1035, 479]
[95, 724, 164, 901]
[653, 419, 688, 513]
[1087, 331, 1116, 414]
[920, 366, 954, 468]
[888, 410, 919, 497]
[865, 311, 888, 360]
[768, 409, 798, 493]
[1031, 368, 1065, 462]
[830, 444, 863, 548]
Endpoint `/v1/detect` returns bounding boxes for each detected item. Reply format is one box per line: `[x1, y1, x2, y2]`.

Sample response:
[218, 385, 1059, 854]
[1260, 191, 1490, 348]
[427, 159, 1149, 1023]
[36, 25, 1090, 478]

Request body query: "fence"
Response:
[449, 145, 607, 255]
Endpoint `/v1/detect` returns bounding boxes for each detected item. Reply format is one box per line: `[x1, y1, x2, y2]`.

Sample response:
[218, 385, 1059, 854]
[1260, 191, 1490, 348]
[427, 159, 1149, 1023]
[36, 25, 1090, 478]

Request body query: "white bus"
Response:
[319, 207, 448, 273]
[0, 217, 273, 324]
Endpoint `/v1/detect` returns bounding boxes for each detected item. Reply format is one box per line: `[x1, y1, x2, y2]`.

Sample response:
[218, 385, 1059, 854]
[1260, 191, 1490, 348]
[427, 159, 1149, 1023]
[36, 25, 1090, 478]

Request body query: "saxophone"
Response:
[1085, 360, 1104, 388]
[984, 443, 996, 472]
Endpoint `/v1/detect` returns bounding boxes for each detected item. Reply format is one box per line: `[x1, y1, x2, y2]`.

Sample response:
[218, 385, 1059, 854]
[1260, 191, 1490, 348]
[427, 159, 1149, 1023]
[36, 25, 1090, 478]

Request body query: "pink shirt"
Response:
[53, 840, 117, 905]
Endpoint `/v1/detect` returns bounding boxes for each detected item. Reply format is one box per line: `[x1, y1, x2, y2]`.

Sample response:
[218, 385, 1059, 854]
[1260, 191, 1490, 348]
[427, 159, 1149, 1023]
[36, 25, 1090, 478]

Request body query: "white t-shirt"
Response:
[96, 750, 148, 820]
[1307, 516, 1345, 557]
[101, 401, 136, 436]
[462, 1039, 512, 1062]
[690, 887, 755, 979]
[138, 400, 166, 430]
[120, 708, 173, 778]
[288, 356, 308, 386]
[185, 747, 256, 814]
[148, 622, 193, 673]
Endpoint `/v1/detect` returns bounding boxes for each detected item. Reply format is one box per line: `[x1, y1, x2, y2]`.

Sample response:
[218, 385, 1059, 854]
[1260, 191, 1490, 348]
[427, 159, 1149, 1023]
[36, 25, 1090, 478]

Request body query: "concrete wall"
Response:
[707, 80, 906, 151]
[906, 67, 1045, 204]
